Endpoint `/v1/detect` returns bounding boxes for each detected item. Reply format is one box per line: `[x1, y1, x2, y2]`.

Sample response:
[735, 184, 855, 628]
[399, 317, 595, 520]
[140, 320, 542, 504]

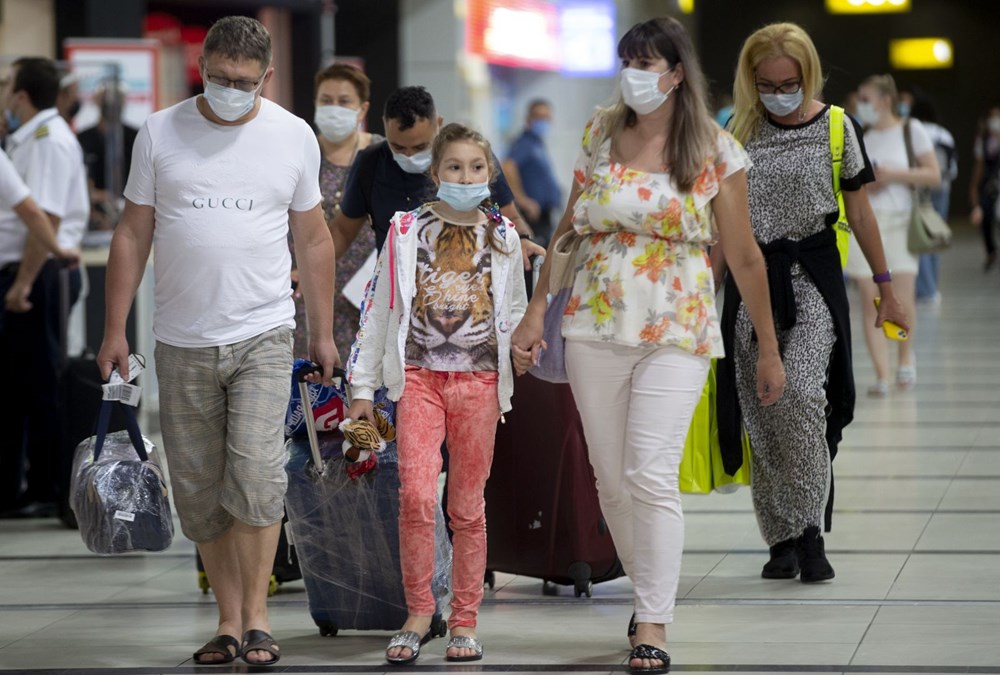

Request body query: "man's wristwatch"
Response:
[872, 270, 892, 284]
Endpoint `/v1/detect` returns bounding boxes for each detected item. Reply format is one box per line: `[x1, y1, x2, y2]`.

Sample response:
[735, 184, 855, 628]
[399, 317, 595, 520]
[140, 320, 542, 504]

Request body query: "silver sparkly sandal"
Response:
[445, 635, 484, 662]
[385, 630, 431, 665]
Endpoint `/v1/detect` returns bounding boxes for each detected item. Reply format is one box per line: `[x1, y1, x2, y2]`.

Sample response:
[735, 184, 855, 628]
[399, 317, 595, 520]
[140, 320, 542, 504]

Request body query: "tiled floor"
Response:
[2, 228, 999, 674]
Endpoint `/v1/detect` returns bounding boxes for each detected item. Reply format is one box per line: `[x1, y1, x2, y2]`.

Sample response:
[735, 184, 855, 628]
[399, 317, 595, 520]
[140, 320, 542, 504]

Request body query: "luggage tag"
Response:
[102, 353, 146, 406]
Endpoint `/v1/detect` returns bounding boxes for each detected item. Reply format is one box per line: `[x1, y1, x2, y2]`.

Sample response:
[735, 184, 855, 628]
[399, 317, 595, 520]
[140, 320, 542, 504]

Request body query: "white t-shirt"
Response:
[863, 118, 933, 214]
[125, 97, 321, 348]
[0, 150, 30, 211]
[0, 109, 89, 266]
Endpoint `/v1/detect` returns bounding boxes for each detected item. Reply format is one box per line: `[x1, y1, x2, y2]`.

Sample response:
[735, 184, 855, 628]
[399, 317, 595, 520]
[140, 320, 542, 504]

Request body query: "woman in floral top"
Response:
[290, 63, 383, 361]
[512, 17, 785, 675]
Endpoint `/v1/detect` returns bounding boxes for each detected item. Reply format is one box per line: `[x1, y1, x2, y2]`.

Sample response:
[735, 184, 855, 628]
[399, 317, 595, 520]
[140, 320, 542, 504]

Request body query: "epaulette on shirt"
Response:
[34, 125, 49, 140]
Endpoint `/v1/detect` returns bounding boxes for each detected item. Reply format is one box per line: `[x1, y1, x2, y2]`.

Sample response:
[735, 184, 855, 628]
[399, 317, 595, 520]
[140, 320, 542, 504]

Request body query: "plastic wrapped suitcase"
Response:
[284, 362, 452, 636]
[485, 373, 623, 597]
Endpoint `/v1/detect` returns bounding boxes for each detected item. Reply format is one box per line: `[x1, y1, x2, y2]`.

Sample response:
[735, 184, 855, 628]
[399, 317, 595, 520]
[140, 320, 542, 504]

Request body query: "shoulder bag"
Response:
[903, 119, 952, 254]
[529, 114, 606, 383]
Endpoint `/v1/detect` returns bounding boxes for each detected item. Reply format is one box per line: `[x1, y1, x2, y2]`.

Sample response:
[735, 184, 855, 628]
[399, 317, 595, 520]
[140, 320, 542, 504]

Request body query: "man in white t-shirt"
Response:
[0, 57, 89, 519]
[97, 16, 338, 666]
[0, 149, 76, 265]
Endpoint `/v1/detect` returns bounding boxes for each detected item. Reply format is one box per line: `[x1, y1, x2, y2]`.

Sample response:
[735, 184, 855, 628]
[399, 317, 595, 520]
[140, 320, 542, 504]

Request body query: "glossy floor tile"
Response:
[2, 230, 999, 674]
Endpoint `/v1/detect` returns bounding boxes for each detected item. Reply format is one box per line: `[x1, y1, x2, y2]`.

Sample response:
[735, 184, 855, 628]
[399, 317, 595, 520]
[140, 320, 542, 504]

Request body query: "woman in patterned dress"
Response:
[512, 17, 784, 674]
[718, 23, 909, 584]
[289, 63, 383, 361]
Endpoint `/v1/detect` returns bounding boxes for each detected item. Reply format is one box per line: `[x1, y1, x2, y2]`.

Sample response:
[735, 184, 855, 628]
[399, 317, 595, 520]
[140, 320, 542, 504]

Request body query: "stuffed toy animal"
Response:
[339, 418, 385, 463]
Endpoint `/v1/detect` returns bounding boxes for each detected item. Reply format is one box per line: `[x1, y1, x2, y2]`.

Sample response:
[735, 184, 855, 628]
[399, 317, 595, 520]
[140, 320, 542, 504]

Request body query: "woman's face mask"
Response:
[314, 104, 360, 142]
[620, 67, 676, 115]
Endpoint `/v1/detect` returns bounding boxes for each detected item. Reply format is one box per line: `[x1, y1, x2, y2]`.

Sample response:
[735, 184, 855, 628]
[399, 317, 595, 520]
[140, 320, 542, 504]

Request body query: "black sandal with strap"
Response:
[628, 643, 670, 674]
[192, 634, 241, 665]
[240, 629, 281, 665]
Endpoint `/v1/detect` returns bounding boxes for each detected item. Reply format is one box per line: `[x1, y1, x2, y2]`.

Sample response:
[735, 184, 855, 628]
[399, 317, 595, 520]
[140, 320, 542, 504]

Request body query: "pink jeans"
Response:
[396, 366, 500, 629]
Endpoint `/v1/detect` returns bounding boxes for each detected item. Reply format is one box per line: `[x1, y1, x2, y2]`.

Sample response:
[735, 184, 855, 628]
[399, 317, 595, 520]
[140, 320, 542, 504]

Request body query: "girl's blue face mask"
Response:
[436, 181, 490, 212]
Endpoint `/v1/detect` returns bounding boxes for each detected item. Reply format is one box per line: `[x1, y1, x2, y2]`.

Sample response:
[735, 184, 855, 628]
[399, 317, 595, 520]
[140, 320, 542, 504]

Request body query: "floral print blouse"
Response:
[560, 113, 750, 358]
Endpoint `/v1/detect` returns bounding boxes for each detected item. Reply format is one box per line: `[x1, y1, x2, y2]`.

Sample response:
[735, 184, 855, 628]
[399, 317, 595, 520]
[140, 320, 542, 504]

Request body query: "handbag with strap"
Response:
[70, 400, 174, 555]
[529, 114, 606, 383]
[902, 119, 952, 254]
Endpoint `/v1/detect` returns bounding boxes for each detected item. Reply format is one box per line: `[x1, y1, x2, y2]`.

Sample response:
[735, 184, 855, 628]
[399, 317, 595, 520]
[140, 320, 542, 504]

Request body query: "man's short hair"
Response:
[527, 98, 551, 115]
[12, 57, 60, 111]
[203, 16, 272, 67]
[383, 86, 436, 131]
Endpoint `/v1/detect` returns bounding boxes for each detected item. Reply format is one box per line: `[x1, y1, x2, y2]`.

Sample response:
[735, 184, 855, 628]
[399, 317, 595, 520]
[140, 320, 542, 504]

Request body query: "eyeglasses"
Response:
[754, 79, 802, 95]
[203, 71, 264, 93]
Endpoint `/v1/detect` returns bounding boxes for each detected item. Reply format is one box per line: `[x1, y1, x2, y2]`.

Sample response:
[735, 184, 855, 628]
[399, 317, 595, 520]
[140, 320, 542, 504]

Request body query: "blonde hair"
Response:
[430, 122, 507, 253]
[730, 23, 825, 145]
[604, 17, 717, 192]
[860, 73, 899, 111]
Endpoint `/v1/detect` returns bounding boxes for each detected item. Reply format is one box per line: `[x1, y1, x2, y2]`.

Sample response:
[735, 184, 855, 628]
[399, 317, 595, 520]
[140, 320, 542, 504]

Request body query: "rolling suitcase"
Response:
[485, 373, 623, 597]
[284, 362, 451, 636]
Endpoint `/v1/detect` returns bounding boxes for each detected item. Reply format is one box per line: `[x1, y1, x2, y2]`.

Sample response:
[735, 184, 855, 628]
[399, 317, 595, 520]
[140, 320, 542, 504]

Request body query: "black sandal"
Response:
[628, 644, 670, 674]
[192, 634, 241, 665]
[240, 629, 281, 665]
[627, 612, 637, 641]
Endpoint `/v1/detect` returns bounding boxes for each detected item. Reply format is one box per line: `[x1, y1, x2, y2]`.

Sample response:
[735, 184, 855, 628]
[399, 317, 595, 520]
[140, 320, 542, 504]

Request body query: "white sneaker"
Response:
[896, 365, 917, 390]
[867, 381, 889, 397]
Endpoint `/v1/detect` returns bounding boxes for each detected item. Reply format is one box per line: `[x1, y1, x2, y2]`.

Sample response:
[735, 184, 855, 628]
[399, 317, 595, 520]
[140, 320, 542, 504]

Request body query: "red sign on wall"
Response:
[466, 0, 560, 70]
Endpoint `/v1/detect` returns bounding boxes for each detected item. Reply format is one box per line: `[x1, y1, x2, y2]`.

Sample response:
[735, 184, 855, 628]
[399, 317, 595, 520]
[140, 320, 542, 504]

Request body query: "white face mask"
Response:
[759, 90, 804, 118]
[314, 105, 360, 142]
[203, 79, 262, 122]
[392, 148, 433, 174]
[989, 117, 1000, 135]
[437, 181, 490, 212]
[855, 101, 881, 127]
[620, 67, 676, 115]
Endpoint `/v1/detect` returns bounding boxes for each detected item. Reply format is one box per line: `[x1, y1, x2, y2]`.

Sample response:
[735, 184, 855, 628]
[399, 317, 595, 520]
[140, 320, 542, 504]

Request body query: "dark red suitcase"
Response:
[485, 374, 623, 597]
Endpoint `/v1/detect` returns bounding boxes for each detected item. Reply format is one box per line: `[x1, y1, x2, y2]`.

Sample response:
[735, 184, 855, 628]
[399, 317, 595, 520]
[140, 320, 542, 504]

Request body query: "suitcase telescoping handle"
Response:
[293, 362, 349, 474]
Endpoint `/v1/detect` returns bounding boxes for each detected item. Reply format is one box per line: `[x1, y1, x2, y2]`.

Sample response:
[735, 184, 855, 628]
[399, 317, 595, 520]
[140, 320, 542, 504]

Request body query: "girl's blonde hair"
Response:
[430, 122, 507, 253]
[860, 73, 899, 111]
[730, 23, 824, 145]
[602, 17, 717, 192]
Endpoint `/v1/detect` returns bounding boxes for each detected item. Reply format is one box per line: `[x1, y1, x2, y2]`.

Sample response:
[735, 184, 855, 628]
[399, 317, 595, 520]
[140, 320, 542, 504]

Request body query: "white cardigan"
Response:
[346, 206, 528, 413]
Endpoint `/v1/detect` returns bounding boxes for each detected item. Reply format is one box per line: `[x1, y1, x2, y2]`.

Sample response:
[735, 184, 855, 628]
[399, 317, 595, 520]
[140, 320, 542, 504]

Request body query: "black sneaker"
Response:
[797, 526, 835, 583]
[761, 538, 799, 579]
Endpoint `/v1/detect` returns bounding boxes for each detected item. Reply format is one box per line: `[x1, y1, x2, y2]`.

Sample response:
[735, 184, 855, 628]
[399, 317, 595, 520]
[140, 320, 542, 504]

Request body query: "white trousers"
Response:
[566, 340, 709, 624]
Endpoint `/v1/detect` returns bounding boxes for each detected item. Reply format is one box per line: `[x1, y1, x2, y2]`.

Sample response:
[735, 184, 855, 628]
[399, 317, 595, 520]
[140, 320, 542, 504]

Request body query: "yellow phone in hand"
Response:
[873, 298, 908, 341]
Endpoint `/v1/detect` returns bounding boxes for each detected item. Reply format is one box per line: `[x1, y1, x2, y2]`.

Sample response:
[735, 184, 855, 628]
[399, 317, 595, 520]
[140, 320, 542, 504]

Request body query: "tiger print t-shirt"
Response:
[405, 205, 498, 371]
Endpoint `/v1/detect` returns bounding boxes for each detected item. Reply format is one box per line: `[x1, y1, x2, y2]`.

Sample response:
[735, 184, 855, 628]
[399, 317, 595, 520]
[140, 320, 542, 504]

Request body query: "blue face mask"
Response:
[437, 181, 490, 212]
[898, 102, 911, 118]
[530, 119, 550, 137]
[4, 109, 20, 133]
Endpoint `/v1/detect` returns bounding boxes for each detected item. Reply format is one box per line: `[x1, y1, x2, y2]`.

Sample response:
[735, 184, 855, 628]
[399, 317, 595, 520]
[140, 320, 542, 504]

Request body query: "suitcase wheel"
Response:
[197, 572, 210, 595]
[484, 570, 496, 590]
[542, 580, 559, 596]
[574, 580, 593, 598]
[267, 575, 279, 597]
[316, 621, 339, 637]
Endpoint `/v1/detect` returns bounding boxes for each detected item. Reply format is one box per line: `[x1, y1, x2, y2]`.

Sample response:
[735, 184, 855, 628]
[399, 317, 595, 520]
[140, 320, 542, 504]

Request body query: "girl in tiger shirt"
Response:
[346, 122, 529, 665]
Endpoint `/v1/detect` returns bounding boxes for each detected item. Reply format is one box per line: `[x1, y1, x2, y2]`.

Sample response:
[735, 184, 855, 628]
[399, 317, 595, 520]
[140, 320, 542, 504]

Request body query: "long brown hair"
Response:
[603, 17, 717, 192]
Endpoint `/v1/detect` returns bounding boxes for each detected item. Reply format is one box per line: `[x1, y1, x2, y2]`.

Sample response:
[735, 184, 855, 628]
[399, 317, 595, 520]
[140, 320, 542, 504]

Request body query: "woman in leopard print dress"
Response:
[713, 23, 909, 583]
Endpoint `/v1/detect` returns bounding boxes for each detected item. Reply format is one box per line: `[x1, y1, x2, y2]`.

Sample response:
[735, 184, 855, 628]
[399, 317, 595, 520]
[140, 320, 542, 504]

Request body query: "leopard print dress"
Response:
[733, 107, 872, 546]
